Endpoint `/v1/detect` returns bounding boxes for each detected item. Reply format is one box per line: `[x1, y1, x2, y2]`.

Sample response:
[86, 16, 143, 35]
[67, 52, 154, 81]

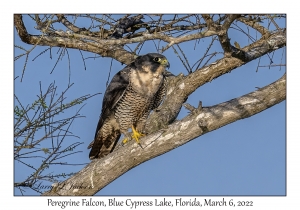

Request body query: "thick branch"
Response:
[145, 30, 286, 133]
[201, 15, 214, 28]
[222, 14, 241, 30]
[218, 31, 234, 56]
[217, 15, 241, 56]
[42, 73, 285, 196]
[216, 15, 241, 56]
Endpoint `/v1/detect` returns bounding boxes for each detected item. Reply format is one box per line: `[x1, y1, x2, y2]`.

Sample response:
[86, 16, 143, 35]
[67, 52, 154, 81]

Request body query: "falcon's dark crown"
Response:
[134, 53, 170, 72]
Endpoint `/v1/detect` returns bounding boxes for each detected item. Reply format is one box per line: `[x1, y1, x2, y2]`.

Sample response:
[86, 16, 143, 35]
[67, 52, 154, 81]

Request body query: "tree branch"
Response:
[56, 14, 87, 33]
[201, 14, 214, 28]
[217, 15, 241, 56]
[14, 14, 218, 64]
[42, 73, 285, 196]
[237, 16, 271, 37]
[222, 14, 241, 30]
[14, 14, 135, 65]
[145, 30, 286, 133]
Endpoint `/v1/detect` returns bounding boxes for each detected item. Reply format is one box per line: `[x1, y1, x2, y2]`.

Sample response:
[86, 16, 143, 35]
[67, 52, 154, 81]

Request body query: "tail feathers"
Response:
[88, 139, 103, 160]
[89, 130, 121, 160]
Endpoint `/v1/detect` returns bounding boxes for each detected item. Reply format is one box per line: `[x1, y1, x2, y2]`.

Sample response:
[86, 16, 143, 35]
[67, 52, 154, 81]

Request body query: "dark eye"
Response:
[154, 57, 160, 62]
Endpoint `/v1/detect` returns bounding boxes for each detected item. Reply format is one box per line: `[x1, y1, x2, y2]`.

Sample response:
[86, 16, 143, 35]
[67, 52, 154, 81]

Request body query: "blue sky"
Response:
[14, 14, 286, 196]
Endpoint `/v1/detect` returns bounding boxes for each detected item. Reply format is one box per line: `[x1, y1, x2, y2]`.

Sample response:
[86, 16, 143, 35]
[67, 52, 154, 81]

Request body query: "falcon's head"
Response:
[130, 53, 171, 97]
[134, 53, 170, 74]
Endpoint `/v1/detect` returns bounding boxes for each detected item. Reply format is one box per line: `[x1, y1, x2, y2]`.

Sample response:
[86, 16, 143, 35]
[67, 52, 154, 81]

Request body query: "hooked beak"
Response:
[160, 58, 170, 69]
[166, 61, 170, 69]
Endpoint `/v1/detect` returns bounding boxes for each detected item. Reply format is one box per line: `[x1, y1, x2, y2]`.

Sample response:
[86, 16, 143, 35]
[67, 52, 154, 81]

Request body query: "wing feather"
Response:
[94, 66, 131, 138]
[87, 66, 131, 150]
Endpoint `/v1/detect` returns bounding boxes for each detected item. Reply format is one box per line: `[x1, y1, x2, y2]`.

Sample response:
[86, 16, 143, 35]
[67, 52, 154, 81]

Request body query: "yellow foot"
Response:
[122, 138, 128, 145]
[131, 125, 144, 144]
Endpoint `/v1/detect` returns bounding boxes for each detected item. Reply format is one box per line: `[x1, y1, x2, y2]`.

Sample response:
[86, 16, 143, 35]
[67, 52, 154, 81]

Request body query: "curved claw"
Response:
[131, 125, 144, 145]
[121, 126, 144, 148]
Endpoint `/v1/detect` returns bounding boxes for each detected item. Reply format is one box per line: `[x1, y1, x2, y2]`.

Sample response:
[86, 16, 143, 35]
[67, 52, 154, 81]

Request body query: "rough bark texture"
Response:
[42, 74, 285, 196]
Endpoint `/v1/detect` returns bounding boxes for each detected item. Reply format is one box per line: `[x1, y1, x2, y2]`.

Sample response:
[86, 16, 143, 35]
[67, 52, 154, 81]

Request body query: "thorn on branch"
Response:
[183, 101, 203, 113]
[183, 103, 196, 112]
[198, 101, 203, 111]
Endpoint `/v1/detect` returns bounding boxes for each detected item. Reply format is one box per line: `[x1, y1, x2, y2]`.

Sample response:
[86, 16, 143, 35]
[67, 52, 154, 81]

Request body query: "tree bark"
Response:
[42, 73, 285, 196]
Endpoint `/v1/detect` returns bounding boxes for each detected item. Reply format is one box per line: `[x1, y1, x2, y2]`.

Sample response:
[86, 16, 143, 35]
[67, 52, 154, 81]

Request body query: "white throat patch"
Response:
[130, 66, 165, 97]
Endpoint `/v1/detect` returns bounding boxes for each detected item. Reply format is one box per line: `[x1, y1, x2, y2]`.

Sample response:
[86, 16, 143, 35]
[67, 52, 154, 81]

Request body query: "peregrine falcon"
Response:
[88, 53, 171, 159]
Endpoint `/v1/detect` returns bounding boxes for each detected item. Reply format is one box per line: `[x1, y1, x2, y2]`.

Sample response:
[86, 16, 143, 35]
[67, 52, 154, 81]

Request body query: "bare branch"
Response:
[14, 81, 100, 190]
[14, 14, 135, 65]
[42, 73, 285, 196]
[56, 14, 87, 33]
[238, 16, 271, 37]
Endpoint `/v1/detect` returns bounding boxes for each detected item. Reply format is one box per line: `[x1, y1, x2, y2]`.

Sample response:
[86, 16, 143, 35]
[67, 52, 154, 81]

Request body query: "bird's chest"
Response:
[129, 69, 163, 98]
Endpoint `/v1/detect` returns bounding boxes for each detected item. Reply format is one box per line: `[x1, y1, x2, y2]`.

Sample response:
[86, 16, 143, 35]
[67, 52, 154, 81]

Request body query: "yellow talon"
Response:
[131, 125, 144, 145]
[122, 138, 128, 144]
[121, 126, 144, 147]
